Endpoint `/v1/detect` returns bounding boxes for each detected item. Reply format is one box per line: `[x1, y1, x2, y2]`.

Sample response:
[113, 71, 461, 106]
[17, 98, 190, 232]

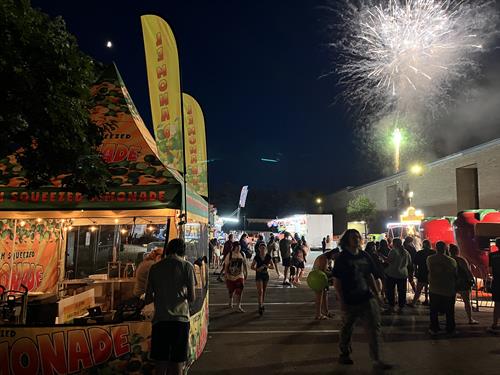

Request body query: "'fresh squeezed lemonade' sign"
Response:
[0, 323, 141, 374]
[0, 219, 61, 292]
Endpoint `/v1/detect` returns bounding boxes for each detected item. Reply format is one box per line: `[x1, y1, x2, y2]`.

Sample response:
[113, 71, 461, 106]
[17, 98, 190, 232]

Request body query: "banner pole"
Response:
[180, 88, 188, 226]
[175, 25, 188, 230]
[8, 219, 17, 290]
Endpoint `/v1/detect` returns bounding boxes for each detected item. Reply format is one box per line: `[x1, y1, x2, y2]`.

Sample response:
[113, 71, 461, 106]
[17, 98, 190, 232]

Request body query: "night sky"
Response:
[30, 1, 500, 215]
[30, 1, 356, 191]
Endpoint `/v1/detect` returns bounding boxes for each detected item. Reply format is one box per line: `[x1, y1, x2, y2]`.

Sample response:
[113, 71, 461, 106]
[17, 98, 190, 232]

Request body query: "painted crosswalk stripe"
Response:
[209, 302, 315, 306]
[209, 330, 340, 334]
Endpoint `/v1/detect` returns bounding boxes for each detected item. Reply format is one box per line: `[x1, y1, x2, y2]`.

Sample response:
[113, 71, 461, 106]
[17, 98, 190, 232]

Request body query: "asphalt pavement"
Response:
[190, 251, 500, 375]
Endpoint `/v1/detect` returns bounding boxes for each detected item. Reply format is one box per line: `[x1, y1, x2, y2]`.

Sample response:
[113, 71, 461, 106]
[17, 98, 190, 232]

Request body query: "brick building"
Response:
[325, 138, 500, 234]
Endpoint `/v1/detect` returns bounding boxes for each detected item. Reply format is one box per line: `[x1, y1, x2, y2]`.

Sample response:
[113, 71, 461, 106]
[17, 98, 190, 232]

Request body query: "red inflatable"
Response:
[454, 210, 500, 279]
[420, 217, 455, 248]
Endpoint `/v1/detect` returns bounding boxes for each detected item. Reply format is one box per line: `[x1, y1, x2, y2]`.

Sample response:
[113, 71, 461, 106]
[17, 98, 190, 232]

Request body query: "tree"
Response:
[0, 0, 110, 195]
[347, 195, 377, 223]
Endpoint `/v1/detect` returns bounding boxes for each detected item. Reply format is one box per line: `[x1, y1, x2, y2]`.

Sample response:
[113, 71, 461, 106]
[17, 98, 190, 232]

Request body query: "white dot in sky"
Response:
[106, 41, 113, 48]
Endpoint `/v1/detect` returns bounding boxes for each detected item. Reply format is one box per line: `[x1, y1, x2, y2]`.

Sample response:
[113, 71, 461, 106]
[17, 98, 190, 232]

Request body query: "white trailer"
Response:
[268, 214, 333, 250]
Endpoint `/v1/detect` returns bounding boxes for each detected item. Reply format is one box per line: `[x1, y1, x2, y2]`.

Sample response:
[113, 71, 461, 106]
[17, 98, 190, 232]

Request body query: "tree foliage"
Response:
[0, 0, 109, 195]
[347, 195, 377, 222]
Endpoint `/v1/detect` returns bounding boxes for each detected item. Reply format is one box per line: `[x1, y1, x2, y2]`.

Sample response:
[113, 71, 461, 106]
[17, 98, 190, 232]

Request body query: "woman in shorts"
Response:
[251, 242, 274, 315]
[224, 241, 248, 312]
[268, 236, 282, 278]
[291, 244, 307, 285]
[449, 244, 478, 324]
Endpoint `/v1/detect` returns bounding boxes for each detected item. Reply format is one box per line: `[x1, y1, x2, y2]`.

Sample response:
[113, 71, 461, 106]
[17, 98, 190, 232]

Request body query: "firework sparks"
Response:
[331, 0, 498, 114]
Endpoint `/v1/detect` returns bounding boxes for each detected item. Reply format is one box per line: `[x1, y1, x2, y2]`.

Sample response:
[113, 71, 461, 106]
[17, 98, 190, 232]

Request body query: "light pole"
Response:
[408, 191, 414, 206]
[393, 128, 402, 174]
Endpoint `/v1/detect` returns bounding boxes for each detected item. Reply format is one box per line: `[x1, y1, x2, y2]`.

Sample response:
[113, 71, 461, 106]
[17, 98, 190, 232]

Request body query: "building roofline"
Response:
[338, 137, 500, 193]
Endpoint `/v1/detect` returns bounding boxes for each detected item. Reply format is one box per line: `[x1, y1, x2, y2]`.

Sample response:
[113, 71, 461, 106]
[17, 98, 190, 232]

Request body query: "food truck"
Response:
[267, 214, 333, 250]
[0, 65, 209, 374]
[386, 206, 424, 240]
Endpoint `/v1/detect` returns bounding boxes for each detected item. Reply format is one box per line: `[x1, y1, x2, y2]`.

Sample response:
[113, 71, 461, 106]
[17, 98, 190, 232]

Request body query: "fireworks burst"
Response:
[331, 0, 498, 114]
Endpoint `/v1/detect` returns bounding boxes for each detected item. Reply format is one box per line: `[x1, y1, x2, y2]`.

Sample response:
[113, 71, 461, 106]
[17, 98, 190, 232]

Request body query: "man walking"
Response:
[409, 239, 435, 306]
[279, 232, 293, 286]
[145, 239, 196, 375]
[384, 238, 411, 314]
[427, 241, 457, 335]
[333, 229, 392, 370]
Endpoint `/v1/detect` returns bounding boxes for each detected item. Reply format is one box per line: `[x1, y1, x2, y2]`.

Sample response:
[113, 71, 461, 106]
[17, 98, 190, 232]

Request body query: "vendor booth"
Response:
[0, 66, 209, 374]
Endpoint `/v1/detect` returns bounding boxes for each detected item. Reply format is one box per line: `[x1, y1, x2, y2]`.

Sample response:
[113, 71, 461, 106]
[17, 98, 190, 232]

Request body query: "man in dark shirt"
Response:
[145, 239, 196, 375]
[488, 238, 500, 332]
[409, 239, 435, 306]
[333, 229, 391, 371]
[279, 232, 293, 286]
[427, 241, 457, 335]
[239, 233, 251, 259]
[222, 234, 234, 259]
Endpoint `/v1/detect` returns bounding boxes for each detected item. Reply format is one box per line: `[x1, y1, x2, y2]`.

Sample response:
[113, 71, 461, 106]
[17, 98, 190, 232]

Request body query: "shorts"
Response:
[282, 257, 291, 267]
[226, 278, 244, 295]
[293, 259, 305, 269]
[416, 275, 429, 284]
[256, 272, 269, 283]
[151, 321, 190, 362]
[272, 256, 281, 264]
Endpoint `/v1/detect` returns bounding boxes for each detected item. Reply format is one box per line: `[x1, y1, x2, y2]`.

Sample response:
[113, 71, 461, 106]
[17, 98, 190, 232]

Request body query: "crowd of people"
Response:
[209, 229, 500, 370]
[132, 231, 500, 373]
[318, 231, 500, 369]
[209, 231, 311, 314]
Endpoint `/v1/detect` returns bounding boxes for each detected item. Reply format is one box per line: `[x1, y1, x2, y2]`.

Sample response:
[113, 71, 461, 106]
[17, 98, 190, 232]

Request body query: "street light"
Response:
[410, 164, 423, 176]
[315, 197, 323, 205]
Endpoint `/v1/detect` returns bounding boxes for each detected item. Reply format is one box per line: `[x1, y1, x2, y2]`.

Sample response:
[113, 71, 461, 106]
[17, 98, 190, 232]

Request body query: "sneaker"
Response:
[468, 319, 479, 325]
[237, 306, 245, 313]
[338, 355, 354, 365]
[373, 361, 393, 371]
[258, 306, 264, 316]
